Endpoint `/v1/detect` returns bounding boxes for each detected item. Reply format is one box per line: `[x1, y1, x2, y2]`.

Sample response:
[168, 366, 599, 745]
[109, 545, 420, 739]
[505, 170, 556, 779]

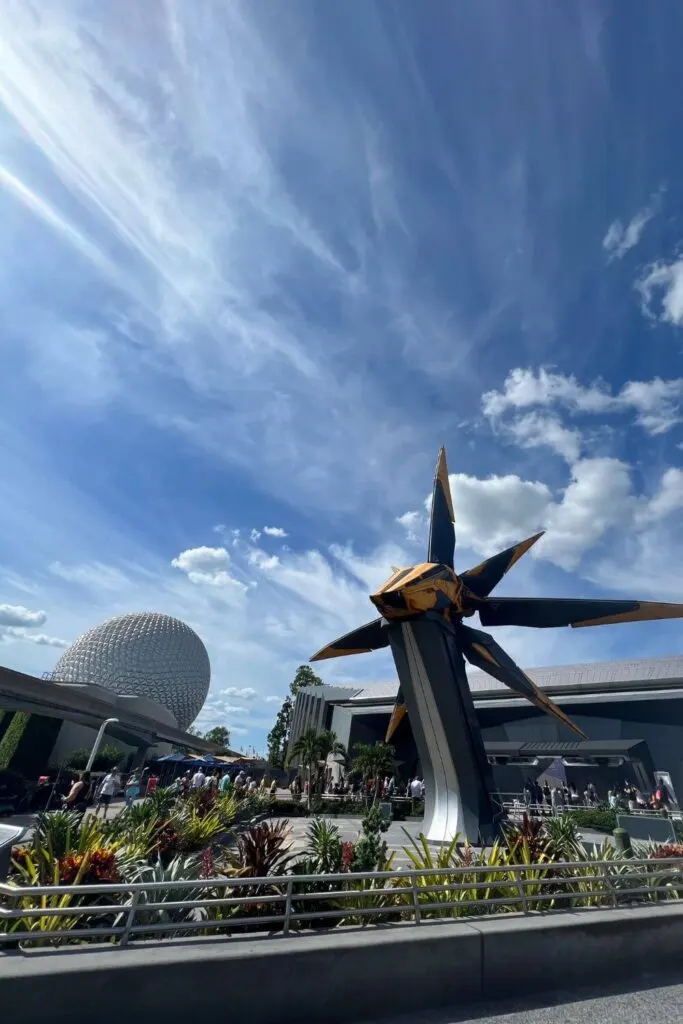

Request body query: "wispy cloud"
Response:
[603, 192, 661, 260]
[637, 259, 683, 328]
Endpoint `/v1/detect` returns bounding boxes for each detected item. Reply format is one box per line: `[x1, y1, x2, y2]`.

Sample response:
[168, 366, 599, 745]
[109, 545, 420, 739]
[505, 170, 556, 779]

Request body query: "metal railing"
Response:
[2, 856, 683, 950]
[502, 799, 681, 819]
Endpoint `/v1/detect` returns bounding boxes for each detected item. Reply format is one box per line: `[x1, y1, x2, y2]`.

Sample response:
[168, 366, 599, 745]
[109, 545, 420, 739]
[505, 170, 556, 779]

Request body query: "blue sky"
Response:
[3, 1, 683, 752]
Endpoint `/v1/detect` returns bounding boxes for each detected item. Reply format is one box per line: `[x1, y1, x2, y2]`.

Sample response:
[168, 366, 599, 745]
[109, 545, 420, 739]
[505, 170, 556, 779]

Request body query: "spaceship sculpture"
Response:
[312, 449, 683, 843]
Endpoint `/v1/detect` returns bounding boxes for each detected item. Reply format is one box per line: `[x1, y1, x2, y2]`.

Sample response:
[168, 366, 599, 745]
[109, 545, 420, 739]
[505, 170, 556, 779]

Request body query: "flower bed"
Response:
[2, 806, 682, 948]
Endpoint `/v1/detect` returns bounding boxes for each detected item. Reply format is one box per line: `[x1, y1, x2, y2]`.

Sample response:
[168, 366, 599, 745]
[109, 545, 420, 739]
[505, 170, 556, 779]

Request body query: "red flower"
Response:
[200, 848, 215, 878]
[342, 841, 354, 872]
[649, 843, 683, 860]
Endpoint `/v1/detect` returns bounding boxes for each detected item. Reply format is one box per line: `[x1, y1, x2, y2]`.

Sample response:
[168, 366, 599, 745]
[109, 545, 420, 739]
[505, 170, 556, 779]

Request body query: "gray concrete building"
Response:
[290, 654, 683, 799]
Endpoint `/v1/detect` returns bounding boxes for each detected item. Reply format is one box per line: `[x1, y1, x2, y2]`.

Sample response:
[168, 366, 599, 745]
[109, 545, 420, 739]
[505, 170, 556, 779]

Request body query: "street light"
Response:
[85, 717, 119, 772]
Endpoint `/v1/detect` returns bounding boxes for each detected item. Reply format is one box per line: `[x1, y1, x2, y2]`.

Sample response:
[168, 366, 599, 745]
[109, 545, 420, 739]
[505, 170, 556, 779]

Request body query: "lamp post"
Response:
[85, 717, 119, 772]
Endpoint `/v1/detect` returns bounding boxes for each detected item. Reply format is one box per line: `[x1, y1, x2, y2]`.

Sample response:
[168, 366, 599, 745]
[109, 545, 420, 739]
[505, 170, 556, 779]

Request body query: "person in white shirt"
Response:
[95, 771, 120, 819]
[191, 770, 206, 790]
[410, 777, 423, 800]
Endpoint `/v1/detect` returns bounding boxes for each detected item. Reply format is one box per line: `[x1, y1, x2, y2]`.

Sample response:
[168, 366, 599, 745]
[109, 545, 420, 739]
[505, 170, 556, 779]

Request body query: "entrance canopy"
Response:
[484, 739, 655, 790]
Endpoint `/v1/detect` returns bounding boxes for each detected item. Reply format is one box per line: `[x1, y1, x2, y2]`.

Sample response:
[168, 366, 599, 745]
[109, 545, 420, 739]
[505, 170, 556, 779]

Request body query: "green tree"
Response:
[65, 744, 124, 772]
[266, 665, 324, 770]
[287, 729, 323, 809]
[289, 664, 323, 697]
[317, 729, 347, 764]
[351, 742, 396, 802]
[267, 696, 292, 769]
[203, 725, 231, 749]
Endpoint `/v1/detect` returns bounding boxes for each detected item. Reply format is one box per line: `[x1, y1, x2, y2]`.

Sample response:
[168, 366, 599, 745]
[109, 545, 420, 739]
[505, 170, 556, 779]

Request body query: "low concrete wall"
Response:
[3, 904, 683, 1023]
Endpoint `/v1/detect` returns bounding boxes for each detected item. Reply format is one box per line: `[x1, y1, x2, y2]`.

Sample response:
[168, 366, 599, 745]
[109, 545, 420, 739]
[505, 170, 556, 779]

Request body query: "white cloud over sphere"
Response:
[171, 547, 244, 588]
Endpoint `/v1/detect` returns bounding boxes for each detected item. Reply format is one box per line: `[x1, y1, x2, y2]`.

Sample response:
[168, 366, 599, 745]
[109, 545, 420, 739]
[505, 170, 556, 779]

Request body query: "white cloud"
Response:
[18, 631, 68, 648]
[396, 510, 423, 543]
[0, 604, 66, 648]
[220, 703, 250, 716]
[537, 458, 634, 570]
[250, 529, 262, 543]
[505, 412, 582, 463]
[263, 526, 288, 538]
[446, 473, 552, 555]
[171, 546, 245, 589]
[0, 626, 68, 648]
[483, 368, 683, 436]
[602, 198, 658, 260]
[248, 549, 280, 571]
[264, 694, 284, 704]
[0, 603, 47, 627]
[637, 259, 683, 327]
[397, 455, 683, 575]
[221, 686, 258, 700]
[637, 467, 683, 523]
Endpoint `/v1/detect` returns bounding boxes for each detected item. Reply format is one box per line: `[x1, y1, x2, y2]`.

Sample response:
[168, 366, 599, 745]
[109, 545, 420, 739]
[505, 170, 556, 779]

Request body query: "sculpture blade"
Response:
[385, 687, 408, 742]
[459, 624, 586, 739]
[460, 532, 545, 598]
[310, 617, 388, 662]
[479, 597, 683, 629]
[427, 447, 456, 568]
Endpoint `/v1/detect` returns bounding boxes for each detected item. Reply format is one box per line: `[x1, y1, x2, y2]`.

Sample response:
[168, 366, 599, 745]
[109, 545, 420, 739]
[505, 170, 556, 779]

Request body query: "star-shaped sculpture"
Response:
[312, 448, 683, 742]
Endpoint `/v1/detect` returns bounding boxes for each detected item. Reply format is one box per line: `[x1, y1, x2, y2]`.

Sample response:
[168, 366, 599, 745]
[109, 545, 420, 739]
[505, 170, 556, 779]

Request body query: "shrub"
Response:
[65, 745, 124, 772]
[229, 820, 295, 877]
[351, 804, 390, 873]
[565, 808, 618, 834]
[305, 817, 344, 874]
[542, 814, 583, 860]
[503, 813, 552, 863]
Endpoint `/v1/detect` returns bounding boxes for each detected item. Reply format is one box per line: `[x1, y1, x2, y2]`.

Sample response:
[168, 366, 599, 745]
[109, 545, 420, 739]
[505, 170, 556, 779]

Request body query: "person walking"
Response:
[191, 767, 206, 791]
[63, 771, 92, 812]
[94, 770, 119, 819]
[124, 771, 142, 809]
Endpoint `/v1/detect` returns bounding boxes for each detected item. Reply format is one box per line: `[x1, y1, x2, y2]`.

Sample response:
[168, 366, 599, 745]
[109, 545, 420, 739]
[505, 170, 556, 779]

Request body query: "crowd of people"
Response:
[521, 777, 676, 813]
[173, 767, 278, 799]
[289, 773, 425, 802]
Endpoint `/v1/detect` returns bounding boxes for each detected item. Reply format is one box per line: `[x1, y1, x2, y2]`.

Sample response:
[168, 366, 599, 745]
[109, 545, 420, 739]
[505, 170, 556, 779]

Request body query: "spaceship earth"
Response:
[52, 612, 211, 730]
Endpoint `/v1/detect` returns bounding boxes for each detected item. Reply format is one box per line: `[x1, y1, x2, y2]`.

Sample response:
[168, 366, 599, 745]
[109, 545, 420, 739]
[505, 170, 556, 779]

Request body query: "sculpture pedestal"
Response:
[388, 614, 501, 845]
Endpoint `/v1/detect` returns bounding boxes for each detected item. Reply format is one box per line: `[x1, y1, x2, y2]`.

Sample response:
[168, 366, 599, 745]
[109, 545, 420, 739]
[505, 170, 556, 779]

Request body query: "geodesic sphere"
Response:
[52, 612, 210, 730]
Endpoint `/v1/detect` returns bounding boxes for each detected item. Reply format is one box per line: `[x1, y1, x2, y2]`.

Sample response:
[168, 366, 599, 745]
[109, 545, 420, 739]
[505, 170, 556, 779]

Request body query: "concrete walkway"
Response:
[364, 978, 683, 1023]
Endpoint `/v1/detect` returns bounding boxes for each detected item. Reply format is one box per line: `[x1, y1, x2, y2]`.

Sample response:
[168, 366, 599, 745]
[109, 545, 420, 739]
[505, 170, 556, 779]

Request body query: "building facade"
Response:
[289, 655, 683, 800]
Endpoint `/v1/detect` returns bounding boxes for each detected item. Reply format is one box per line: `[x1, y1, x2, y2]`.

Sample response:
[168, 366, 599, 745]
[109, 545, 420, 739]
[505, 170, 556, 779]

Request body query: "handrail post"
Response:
[601, 861, 618, 908]
[282, 878, 294, 936]
[120, 889, 140, 947]
[515, 866, 528, 915]
[410, 872, 422, 925]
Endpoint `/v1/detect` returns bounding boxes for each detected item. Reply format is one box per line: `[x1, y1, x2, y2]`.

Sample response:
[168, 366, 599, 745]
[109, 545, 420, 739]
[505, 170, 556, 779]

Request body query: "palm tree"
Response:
[317, 730, 347, 763]
[287, 729, 322, 809]
[351, 742, 396, 803]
